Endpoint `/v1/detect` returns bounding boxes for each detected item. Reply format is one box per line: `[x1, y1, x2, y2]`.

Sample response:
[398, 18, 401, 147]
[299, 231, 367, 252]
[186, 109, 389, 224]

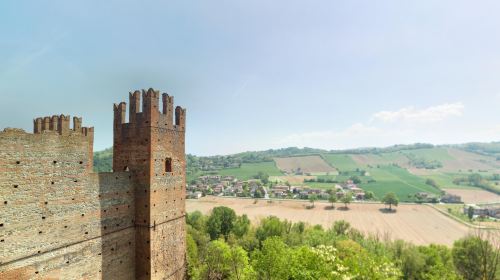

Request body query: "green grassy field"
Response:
[360, 165, 442, 201]
[214, 162, 283, 180]
[322, 154, 359, 171]
[400, 147, 454, 161]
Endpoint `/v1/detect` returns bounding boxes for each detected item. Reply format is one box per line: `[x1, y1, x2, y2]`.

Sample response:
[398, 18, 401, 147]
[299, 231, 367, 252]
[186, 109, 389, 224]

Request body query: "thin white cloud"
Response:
[273, 102, 468, 151]
[372, 102, 464, 123]
[274, 123, 413, 150]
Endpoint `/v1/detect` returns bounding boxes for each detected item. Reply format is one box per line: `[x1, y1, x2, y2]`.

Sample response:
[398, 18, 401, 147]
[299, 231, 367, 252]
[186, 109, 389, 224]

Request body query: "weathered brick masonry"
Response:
[0, 88, 186, 280]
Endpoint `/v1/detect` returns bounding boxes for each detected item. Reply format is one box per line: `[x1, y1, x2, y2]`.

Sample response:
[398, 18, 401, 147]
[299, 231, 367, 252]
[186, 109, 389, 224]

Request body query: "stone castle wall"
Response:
[0, 89, 186, 280]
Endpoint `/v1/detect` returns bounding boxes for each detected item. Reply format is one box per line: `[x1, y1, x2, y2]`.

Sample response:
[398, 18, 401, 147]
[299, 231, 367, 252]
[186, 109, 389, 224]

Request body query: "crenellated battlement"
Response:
[1, 88, 185, 280]
[33, 114, 94, 138]
[113, 88, 186, 131]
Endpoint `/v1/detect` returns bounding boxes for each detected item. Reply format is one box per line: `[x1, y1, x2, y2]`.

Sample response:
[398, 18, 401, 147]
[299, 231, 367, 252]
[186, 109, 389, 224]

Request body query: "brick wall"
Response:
[0, 89, 187, 280]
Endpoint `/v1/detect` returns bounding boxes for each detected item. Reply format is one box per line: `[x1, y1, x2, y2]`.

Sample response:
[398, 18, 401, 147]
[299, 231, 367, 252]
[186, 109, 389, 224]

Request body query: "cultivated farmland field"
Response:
[322, 154, 359, 171]
[187, 197, 478, 246]
[443, 188, 500, 204]
[362, 165, 442, 200]
[216, 162, 283, 180]
[274, 155, 336, 174]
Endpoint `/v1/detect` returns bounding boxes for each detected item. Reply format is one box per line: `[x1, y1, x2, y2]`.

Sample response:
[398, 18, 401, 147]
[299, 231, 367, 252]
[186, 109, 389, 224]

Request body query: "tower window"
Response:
[165, 158, 172, 173]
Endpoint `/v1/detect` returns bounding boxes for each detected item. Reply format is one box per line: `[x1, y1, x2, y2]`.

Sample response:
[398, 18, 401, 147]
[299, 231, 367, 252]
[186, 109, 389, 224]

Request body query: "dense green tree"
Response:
[232, 214, 250, 238]
[254, 172, 269, 184]
[228, 245, 254, 280]
[309, 193, 318, 208]
[328, 193, 337, 208]
[252, 237, 290, 280]
[200, 240, 231, 280]
[382, 192, 399, 210]
[468, 206, 474, 220]
[332, 220, 351, 236]
[341, 192, 353, 208]
[364, 191, 375, 200]
[187, 211, 206, 231]
[350, 175, 362, 184]
[452, 235, 499, 280]
[187, 234, 201, 279]
[255, 216, 286, 244]
[207, 206, 237, 240]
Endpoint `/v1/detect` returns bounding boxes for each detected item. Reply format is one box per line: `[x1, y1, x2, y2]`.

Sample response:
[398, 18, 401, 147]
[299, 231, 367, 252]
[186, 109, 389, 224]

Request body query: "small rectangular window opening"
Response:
[165, 158, 172, 173]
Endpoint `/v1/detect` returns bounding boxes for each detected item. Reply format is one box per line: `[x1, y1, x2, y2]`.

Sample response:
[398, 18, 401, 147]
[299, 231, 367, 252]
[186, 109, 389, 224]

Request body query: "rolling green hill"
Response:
[93, 142, 500, 201]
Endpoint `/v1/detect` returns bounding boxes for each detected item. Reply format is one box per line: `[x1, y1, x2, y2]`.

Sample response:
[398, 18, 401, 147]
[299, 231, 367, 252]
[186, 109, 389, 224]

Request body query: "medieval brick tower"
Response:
[0, 88, 186, 280]
[113, 88, 186, 279]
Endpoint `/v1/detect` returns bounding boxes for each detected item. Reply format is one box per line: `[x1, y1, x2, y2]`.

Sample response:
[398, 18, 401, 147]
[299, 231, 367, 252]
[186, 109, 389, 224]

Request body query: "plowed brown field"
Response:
[187, 197, 476, 246]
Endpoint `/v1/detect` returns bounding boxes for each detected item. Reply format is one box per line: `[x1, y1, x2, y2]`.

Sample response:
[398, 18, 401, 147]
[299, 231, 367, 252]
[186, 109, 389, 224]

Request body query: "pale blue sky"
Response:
[1, 1, 500, 155]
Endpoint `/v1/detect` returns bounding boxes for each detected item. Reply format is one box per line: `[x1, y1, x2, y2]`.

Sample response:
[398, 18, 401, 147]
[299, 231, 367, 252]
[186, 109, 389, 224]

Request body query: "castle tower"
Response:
[113, 88, 186, 280]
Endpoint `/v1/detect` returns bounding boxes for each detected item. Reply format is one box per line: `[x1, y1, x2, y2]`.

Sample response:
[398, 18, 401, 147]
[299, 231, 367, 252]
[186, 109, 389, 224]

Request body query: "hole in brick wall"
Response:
[165, 158, 172, 173]
[37, 250, 41, 254]
[13, 185, 18, 188]
[51, 181, 54, 185]
[64, 226, 68, 228]
[104, 226, 107, 230]
[0, 223, 3, 227]
[79, 161, 83, 164]
[35, 271, 39, 274]
[16, 161, 20, 164]
[145, 205, 148, 208]
[42, 216, 45, 220]
[103, 209, 107, 213]
[115, 177, 118, 180]
[4, 201, 7, 205]
[0, 239, 4, 242]
[128, 242, 132, 245]
[81, 214, 85, 217]
[66, 261, 69, 264]
[39, 231, 42, 234]
[111, 248, 114, 251]
[45, 202, 48, 205]
[53, 161, 57, 164]
[74, 180, 78, 183]
[127, 205, 130, 208]
[85, 232, 88, 235]
[115, 207, 118, 211]
[116, 224, 119, 227]
[72, 198, 75, 201]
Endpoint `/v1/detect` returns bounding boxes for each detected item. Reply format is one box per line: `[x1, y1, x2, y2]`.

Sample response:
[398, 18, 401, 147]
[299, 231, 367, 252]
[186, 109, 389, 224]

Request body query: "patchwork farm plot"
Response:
[443, 188, 500, 204]
[274, 155, 337, 174]
[216, 162, 283, 180]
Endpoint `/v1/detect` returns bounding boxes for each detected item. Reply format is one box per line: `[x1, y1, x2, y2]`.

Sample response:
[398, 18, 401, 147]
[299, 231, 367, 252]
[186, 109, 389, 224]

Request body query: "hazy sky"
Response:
[2, 1, 500, 155]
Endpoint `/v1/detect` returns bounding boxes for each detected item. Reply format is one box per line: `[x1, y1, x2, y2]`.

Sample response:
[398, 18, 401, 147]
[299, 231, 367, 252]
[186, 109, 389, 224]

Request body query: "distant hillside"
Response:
[93, 148, 112, 172]
[93, 142, 500, 201]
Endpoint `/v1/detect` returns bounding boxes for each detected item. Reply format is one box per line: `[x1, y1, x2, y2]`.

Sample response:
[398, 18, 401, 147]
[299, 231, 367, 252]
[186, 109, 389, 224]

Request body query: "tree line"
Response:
[186, 206, 499, 280]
